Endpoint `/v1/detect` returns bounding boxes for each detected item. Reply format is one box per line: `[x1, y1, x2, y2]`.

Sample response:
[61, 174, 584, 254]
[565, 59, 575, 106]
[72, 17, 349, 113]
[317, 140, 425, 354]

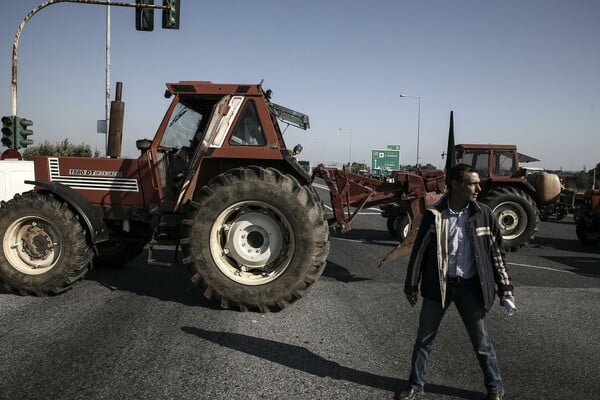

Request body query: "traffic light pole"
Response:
[10, 0, 168, 116]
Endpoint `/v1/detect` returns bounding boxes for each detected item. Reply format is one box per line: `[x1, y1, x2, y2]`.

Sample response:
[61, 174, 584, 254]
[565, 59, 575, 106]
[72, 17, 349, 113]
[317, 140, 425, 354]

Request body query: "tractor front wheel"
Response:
[182, 166, 329, 312]
[482, 187, 539, 251]
[0, 192, 94, 295]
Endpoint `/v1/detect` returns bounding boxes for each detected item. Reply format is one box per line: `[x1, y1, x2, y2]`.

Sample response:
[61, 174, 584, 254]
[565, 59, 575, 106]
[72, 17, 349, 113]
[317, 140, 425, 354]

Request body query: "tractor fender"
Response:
[24, 180, 109, 244]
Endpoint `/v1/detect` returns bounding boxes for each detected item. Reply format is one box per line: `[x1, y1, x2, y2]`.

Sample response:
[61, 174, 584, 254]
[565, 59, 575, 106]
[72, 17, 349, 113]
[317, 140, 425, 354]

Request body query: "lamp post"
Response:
[339, 128, 352, 169]
[399, 94, 421, 169]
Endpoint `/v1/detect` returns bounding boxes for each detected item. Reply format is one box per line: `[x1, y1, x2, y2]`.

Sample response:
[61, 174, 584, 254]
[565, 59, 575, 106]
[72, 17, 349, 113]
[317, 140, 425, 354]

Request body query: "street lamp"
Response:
[339, 128, 352, 169]
[399, 94, 421, 169]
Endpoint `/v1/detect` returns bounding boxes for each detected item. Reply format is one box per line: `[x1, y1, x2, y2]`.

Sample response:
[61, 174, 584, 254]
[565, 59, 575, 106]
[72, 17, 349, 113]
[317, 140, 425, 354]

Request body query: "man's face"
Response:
[452, 171, 481, 203]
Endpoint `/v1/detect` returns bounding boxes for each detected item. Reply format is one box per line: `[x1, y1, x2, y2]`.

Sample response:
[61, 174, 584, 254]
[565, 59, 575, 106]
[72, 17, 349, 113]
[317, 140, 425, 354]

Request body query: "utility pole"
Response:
[105, 0, 111, 155]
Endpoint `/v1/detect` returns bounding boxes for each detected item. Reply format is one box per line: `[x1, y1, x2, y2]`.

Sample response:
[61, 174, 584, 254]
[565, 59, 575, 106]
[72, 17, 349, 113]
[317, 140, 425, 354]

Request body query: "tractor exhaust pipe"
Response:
[107, 81, 124, 158]
[444, 110, 455, 175]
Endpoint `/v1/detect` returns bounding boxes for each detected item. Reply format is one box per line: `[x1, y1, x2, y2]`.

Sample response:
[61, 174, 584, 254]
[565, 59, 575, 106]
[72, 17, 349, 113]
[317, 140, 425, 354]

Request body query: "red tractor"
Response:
[454, 143, 561, 250]
[378, 113, 564, 252]
[573, 189, 600, 245]
[0, 81, 329, 312]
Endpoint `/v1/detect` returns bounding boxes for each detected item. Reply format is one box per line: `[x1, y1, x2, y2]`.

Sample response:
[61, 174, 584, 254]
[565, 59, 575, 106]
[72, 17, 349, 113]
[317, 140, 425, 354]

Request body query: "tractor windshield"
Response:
[161, 102, 205, 150]
[462, 149, 490, 177]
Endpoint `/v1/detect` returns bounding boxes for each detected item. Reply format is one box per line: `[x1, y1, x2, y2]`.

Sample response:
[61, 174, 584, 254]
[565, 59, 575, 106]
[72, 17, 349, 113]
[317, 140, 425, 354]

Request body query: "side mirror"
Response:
[292, 144, 303, 155]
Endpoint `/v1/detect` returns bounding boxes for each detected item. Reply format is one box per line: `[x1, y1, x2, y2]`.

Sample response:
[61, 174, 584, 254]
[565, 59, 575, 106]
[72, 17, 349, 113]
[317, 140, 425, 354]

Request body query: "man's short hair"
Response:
[446, 163, 477, 190]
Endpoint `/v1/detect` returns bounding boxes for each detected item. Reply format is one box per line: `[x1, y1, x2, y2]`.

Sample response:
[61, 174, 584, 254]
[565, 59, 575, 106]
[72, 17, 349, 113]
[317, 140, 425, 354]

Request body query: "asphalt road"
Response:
[1, 197, 599, 400]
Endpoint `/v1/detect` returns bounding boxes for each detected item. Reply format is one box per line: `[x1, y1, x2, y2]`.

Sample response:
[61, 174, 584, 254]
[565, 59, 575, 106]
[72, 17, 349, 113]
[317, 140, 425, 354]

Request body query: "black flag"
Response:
[444, 111, 455, 173]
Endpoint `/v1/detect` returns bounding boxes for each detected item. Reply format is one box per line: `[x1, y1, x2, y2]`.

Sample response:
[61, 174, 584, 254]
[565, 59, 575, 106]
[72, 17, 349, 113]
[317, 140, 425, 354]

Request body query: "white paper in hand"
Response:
[501, 299, 517, 316]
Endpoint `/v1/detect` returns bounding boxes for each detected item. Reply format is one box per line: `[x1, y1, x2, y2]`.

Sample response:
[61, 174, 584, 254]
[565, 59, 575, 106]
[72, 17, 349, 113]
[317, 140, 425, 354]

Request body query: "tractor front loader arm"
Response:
[312, 165, 444, 232]
[312, 165, 446, 266]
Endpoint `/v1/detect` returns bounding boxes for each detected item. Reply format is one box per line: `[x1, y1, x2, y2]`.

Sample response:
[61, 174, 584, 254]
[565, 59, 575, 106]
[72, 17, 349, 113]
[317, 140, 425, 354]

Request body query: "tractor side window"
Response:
[229, 100, 266, 146]
[494, 151, 516, 176]
[161, 103, 204, 149]
[463, 150, 490, 177]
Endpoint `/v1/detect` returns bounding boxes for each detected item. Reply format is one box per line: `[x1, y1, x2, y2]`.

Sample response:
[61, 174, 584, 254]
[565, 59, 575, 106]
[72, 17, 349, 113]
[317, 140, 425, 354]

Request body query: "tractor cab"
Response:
[455, 144, 520, 180]
[134, 81, 310, 212]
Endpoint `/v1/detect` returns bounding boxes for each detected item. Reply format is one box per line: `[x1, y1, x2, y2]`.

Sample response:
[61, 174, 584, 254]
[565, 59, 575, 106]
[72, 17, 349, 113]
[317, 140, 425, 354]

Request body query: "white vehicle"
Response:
[0, 160, 35, 202]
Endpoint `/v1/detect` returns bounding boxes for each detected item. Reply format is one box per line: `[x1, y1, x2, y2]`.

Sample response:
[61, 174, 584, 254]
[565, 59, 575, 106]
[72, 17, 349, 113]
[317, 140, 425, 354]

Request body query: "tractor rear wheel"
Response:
[575, 220, 600, 244]
[0, 192, 94, 295]
[181, 166, 329, 312]
[482, 187, 539, 251]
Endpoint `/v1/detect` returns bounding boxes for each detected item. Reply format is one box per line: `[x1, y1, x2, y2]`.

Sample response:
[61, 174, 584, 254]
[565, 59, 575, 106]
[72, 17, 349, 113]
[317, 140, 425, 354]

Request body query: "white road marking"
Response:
[330, 237, 364, 243]
[507, 262, 577, 275]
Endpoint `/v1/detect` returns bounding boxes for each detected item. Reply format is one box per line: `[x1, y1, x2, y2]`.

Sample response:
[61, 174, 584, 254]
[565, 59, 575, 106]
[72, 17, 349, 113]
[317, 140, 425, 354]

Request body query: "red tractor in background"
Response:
[0, 81, 329, 312]
[573, 189, 600, 245]
[386, 148, 564, 252]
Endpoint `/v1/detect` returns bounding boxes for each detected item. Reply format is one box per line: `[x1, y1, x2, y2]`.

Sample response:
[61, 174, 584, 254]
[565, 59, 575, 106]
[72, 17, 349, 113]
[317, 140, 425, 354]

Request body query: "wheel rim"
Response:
[493, 201, 528, 240]
[393, 216, 411, 239]
[2, 216, 62, 275]
[401, 218, 411, 238]
[209, 201, 294, 285]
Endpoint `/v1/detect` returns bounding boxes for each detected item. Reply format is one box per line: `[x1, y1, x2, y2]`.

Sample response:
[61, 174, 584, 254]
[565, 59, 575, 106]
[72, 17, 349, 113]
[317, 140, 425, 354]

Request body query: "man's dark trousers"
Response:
[408, 279, 503, 394]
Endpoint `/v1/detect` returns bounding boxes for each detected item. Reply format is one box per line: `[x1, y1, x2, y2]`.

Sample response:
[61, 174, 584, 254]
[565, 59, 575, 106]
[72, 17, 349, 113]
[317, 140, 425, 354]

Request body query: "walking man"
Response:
[400, 163, 514, 400]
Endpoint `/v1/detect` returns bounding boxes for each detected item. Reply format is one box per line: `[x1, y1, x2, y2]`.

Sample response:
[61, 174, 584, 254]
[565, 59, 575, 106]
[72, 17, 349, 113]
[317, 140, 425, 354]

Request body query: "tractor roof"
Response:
[165, 81, 264, 96]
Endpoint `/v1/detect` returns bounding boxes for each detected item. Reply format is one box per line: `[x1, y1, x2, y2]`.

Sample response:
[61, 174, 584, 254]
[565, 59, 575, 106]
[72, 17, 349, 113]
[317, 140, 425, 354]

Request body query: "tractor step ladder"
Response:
[147, 214, 180, 267]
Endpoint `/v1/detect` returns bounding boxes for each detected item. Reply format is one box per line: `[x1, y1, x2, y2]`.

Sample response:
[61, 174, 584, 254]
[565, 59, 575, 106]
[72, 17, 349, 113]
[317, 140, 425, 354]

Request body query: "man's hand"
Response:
[406, 292, 418, 307]
[501, 294, 515, 305]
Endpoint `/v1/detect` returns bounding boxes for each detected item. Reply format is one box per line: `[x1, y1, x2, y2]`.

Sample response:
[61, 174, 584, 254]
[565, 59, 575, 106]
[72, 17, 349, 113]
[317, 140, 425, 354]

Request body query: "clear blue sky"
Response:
[1, 0, 598, 171]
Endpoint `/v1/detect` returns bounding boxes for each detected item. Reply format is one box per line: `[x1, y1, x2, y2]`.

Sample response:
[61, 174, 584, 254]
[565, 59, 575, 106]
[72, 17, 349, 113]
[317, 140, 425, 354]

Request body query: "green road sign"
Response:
[371, 149, 400, 172]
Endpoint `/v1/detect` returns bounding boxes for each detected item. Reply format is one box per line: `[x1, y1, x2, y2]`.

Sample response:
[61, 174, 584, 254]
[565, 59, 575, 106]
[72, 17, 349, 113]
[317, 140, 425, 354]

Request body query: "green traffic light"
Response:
[16, 117, 34, 148]
[135, 0, 154, 31]
[162, 0, 180, 29]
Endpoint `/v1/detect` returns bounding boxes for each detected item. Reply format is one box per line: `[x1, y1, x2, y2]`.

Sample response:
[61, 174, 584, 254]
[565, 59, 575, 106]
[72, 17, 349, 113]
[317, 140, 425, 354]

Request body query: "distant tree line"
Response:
[22, 139, 100, 160]
[554, 163, 599, 190]
[345, 161, 599, 190]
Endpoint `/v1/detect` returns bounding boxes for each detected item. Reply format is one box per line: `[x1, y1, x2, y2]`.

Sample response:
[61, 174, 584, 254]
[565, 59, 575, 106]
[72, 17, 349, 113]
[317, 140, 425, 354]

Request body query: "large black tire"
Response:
[576, 220, 600, 245]
[387, 215, 411, 242]
[94, 240, 147, 267]
[482, 187, 539, 251]
[181, 166, 329, 312]
[0, 191, 94, 295]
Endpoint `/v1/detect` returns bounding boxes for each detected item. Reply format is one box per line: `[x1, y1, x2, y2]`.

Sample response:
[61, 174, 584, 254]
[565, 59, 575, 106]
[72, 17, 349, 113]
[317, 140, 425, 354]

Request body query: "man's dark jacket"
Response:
[404, 195, 513, 311]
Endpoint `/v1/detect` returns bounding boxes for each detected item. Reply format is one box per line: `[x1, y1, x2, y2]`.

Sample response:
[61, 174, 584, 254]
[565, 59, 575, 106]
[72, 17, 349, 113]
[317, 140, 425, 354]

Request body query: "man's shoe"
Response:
[487, 389, 504, 400]
[399, 386, 425, 400]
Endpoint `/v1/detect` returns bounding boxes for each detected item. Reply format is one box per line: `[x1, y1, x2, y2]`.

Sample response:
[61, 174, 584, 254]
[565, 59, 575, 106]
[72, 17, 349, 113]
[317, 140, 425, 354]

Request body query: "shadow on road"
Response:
[543, 255, 600, 277]
[85, 252, 221, 310]
[531, 235, 593, 253]
[331, 228, 399, 247]
[181, 326, 485, 400]
[531, 236, 600, 277]
[322, 261, 372, 283]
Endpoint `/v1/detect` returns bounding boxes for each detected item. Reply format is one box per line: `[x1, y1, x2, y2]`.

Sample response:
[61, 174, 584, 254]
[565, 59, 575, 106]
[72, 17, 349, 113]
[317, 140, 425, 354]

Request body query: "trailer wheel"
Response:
[576, 220, 600, 245]
[0, 192, 94, 295]
[387, 215, 411, 242]
[482, 187, 539, 251]
[182, 166, 329, 312]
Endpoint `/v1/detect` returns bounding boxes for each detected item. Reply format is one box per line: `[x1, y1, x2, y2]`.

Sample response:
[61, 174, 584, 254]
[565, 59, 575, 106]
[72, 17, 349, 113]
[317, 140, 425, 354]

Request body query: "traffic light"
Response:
[16, 117, 33, 148]
[162, 0, 180, 29]
[1, 116, 15, 148]
[135, 0, 154, 31]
